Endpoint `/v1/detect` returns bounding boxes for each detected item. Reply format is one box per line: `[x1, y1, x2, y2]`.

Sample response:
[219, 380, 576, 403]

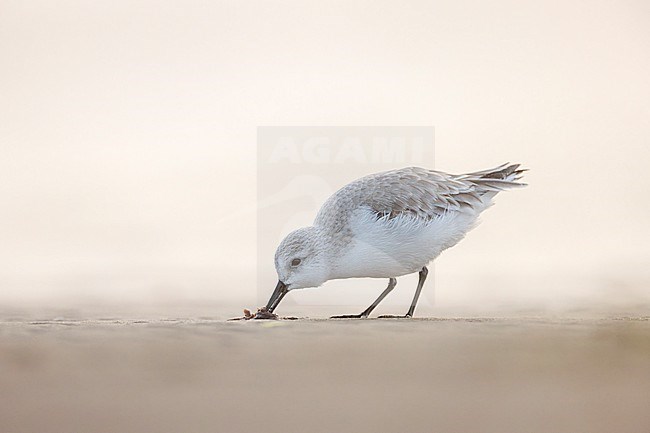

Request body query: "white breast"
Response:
[331, 206, 481, 280]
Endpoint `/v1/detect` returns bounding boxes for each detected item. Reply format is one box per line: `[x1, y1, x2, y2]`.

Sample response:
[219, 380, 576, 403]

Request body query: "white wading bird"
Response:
[265, 163, 526, 318]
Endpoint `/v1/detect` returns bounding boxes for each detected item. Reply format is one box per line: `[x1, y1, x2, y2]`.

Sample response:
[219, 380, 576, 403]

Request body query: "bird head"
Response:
[265, 226, 330, 312]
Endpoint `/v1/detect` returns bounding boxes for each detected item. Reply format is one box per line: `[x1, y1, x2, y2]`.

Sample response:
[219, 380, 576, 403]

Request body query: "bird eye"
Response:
[291, 258, 301, 267]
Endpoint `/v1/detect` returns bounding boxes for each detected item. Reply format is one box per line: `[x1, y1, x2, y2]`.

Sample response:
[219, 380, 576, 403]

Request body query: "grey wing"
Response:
[359, 167, 485, 220]
[315, 164, 525, 227]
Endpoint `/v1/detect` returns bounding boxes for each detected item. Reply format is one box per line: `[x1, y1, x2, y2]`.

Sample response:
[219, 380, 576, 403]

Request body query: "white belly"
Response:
[331, 207, 480, 279]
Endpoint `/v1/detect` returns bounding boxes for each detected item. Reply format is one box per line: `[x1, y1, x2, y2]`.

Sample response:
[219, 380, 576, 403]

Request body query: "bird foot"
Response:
[330, 314, 368, 319]
[377, 314, 412, 319]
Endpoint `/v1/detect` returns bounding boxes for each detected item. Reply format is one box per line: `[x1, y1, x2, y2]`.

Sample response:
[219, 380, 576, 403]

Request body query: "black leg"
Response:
[379, 266, 428, 318]
[407, 266, 428, 317]
[331, 278, 397, 319]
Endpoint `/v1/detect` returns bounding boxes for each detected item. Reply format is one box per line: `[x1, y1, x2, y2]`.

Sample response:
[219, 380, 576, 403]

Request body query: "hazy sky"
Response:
[1, 0, 649, 309]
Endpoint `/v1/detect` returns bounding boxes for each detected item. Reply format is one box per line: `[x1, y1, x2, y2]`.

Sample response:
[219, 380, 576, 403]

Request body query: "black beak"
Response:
[265, 280, 288, 313]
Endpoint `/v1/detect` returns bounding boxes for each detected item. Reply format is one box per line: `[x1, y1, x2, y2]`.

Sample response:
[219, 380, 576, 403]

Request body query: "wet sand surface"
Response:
[1, 309, 649, 433]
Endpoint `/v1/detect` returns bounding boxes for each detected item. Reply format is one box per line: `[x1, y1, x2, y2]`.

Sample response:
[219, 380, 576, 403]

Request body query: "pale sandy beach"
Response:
[2, 307, 649, 433]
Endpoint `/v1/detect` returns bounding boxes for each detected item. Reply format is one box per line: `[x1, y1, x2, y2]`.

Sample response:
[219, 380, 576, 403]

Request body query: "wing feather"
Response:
[314, 164, 525, 233]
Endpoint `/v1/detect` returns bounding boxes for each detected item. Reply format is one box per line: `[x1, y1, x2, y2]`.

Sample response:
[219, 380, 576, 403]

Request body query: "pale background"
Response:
[1, 0, 649, 313]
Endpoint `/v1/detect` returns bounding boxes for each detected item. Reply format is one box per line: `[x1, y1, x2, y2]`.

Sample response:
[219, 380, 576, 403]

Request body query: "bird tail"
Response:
[461, 162, 527, 191]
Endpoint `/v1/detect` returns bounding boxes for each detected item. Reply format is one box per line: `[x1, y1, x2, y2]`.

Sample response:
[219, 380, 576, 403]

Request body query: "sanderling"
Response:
[265, 163, 526, 318]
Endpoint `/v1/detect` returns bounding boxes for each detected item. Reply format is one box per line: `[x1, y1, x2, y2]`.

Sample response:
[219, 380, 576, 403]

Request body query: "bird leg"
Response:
[330, 278, 397, 319]
[378, 267, 428, 318]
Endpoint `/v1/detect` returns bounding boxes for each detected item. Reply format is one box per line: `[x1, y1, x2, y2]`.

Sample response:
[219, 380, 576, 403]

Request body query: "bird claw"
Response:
[377, 314, 412, 319]
[330, 314, 367, 319]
